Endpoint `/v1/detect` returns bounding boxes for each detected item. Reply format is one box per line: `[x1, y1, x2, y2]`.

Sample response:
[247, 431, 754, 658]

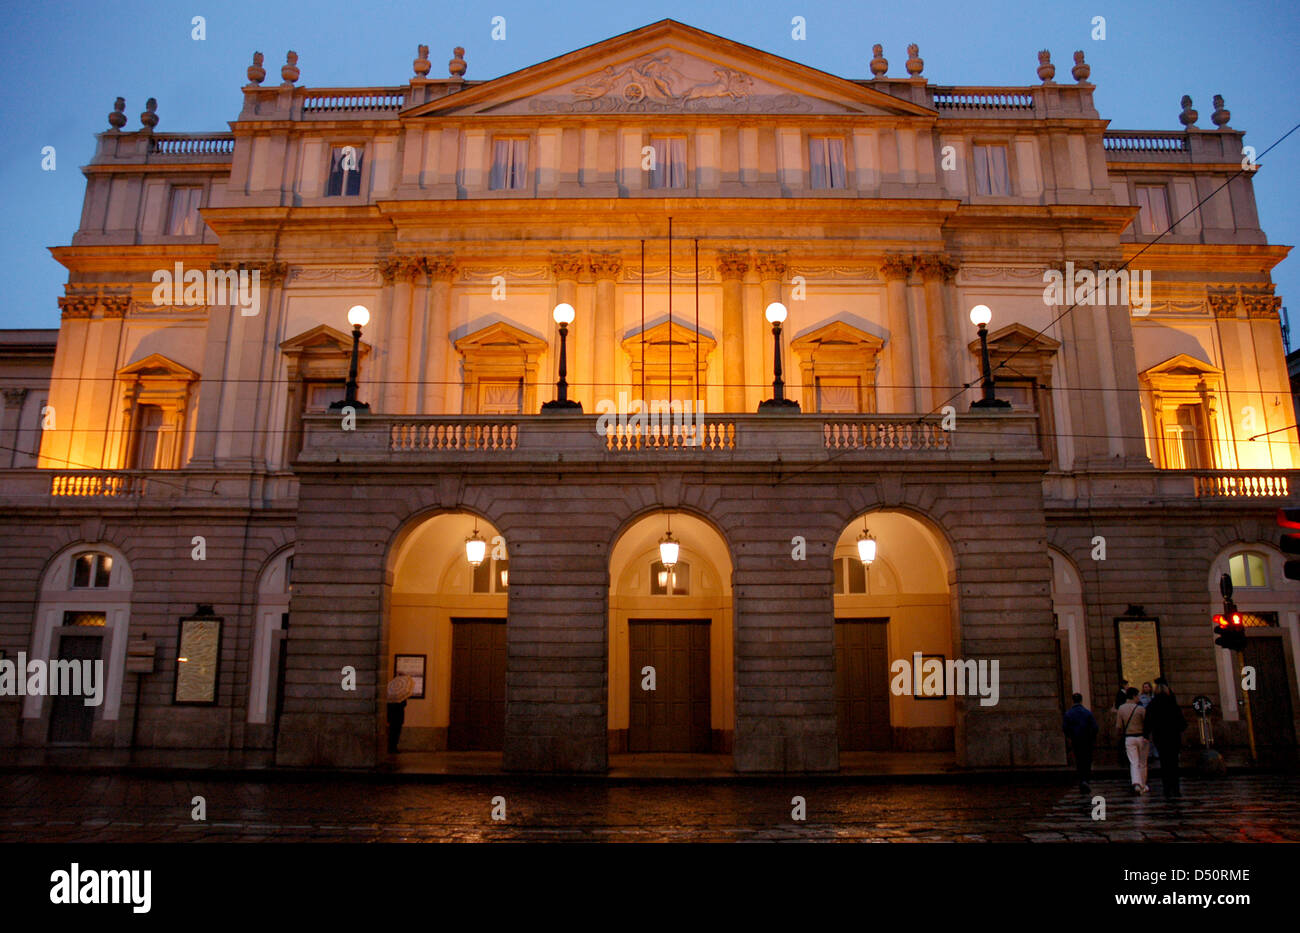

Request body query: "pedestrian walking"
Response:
[1114, 679, 1129, 709]
[1145, 677, 1187, 798]
[1116, 686, 1149, 794]
[1063, 693, 1099, 791]
[1139, 680, 1159, 763]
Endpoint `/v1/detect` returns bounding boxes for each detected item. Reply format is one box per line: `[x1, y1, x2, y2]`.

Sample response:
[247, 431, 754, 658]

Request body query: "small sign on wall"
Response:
[394, 654, 426, 700]
[1114, 612, 1162, 691]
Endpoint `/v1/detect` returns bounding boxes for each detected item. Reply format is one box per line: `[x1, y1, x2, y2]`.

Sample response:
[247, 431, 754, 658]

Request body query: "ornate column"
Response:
[917, 255, 959, 406]
[219, 261, 286, 467]
[1087, 261, 1125, 462]
[881, 255, 915, 412]
[550, 253, 583, 405]
[903, 261, 931, 411]
[422, 255, 457, 414]
[48, 297, 95, 469]
[718, 250, 749, 412]
[589, 252, 623, 405]
[387, 258, 420, 414]
[372, 259, 401, 415]
[754, 253, 787, 405]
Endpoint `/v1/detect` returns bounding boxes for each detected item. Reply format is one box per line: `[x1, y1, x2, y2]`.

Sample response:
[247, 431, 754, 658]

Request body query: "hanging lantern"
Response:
[465, 525, 486, 567]
[857, 527, 877, 567]
[659, 531, 680, 570]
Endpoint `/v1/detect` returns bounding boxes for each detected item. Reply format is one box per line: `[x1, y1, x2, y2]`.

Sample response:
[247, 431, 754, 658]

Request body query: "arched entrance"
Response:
[1049, 547, 1091, 709]
[385, 511, 508, 758]
[608, 510, 734, 760]
[833, 510, 956, 755]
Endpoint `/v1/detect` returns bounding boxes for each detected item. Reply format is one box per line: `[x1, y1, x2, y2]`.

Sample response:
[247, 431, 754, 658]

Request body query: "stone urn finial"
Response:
[1037, 50, 1055, 83]
[905, 43, 923, 78]
[247, 51, 265, 86]
[414, 44, 431, 77]
[1211, 94, 1230, 128]
[108, 96, 127, 130]
[140, 98, 159, 130]
[1179, 95, 1197, 127]
[449, 46, 467, 77]
[869, 43, 888, 78]
[281, 50, 300, 86]
[1071, 50, 1090, 83]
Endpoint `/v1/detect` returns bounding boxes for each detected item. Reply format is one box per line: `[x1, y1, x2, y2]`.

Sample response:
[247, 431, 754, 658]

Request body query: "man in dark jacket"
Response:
[1144, 677, 1187, 797]
[1114, 680, 1129, 710]
[1063, 693, 1100, 791]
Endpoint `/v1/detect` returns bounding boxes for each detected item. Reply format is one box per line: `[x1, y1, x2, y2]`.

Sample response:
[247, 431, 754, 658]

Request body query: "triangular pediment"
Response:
[280, 324, 371, 356]
[622, 320, 718, 355]
[966, 323, 1062, 355]
[1142, 353, 1221, 378]
[407, 20, 934, 118]
[791, 320, 884, 353]
[454, 321, 548, 354]
[117, 353, 198, 381]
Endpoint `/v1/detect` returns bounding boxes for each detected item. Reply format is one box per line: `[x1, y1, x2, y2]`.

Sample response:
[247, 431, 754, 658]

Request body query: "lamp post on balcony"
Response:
[541, 302, 582, 412]
[330, 305, 370, 411]
[969, 304, 1010, 410]
[758, 301, 800, 413]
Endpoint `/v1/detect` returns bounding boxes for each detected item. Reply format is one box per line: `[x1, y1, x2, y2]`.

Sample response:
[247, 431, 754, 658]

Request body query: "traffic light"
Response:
[1280, 508, 1300, 582]
[1214, 604, 1246, 652]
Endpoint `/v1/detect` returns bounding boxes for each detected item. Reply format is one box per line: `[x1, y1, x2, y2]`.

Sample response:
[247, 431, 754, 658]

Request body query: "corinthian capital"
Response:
[550, 251, 585, 280]
[588, 252, 624, 279]
[716, 250, 750, 280]
[753, 251, 788, 281]
[880, 255, 914, 281]
[422, 254, 457, 281]
[915, 254, 959, 282]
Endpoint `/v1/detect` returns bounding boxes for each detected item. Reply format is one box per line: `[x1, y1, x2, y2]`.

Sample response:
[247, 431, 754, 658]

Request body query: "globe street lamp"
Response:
[541, 302, 582, 412]
[969, 304, 1010, 410]
[330, 305, 371, 411]
[757, 301, 800, 412]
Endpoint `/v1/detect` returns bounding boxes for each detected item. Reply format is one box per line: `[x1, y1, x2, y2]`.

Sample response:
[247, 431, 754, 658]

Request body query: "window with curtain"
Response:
[809, 137, 847, 189]
[490, 138, 529, 190]
[132, 404, 174, 469]
[166, 186, 203, 236]
[1163, 404, 1205, 469]
[973, 144, 1010, 196]
[1135, 185, 1171, 235]
[326, 146, 363, 196]
[479, 380, 523, 414]
[648, 136, 687, 189]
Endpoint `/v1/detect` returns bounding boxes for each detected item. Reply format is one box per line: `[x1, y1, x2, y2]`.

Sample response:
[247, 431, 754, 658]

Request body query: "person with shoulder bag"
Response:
[1115, 686, 1149, 794]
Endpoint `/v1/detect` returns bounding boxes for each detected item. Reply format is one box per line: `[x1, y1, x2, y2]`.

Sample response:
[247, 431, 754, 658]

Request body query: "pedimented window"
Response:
[622, 321, 716, 406]
[967, 323, 1060, 466]
[116, 354, 199, 470]
[454, 322, 548, 414]
[790, 321, 884, 414]
[1140, 354, 1223, 470]
[280, 325, 371, 456]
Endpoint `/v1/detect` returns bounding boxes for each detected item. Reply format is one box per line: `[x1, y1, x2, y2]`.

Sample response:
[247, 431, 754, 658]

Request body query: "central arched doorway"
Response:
[833, 510, 956, 757]
[386, 510, 508, 758]
[608, 510, 734, 761]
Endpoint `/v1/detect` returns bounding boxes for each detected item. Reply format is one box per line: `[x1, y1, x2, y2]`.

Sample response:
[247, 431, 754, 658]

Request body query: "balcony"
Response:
[0, 469, 298, 507]
[298, 411, 1044, 470]
[1044, 469, 1298, 509]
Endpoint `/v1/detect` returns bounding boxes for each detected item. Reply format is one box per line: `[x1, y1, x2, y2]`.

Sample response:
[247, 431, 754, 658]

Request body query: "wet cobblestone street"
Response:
[1, 771, 1295, 842]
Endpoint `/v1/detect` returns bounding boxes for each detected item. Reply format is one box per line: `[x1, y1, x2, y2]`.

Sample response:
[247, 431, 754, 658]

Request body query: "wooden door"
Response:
[628, 620, 711, 752]
[48, 632, 102, 744]
[835, 618, 891, 751]
[449, 618, 507, 751]
[1242, 636, 1297, 760]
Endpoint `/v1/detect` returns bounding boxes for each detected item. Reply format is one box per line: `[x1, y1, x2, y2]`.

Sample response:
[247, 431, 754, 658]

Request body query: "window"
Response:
[71, 552, 113, 589]
[1135, 185, 1170, 236]
[326, 146, 363, 196]
[998, 379, 1038, 413]
[166, 186, 203, 236]
[650, 560, 690, 596]
[63, 611, 107, 627]
[809, 137, 847, 189]
[1228, 552, 1268, 589]
[305, 380, 346, 412]
[478, 380, 523, 414]
[973, 144, 1010, 196]
[1163, 404, 1205, 469]
[131, 403, 175, 470]
[490, 138, 529, 190]
[648, 136, 687, 189]
[815, 377, 862, 413]
[473, 558, 509, 593]
[833, 557, 867, 595]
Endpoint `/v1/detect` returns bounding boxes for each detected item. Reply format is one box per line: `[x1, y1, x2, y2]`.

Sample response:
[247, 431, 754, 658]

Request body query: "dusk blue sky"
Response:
[1, 0, 1296, 336]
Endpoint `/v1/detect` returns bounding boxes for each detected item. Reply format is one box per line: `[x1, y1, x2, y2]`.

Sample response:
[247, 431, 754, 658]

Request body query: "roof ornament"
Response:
[869, 43, 888, 78]
[281, 51, 300, 87]
[247, 51, 265, 86]
[1071, 50, 1090, 83]
[1037, 50, 1055, 84]
[108, 97, 127, 130]
[449, 46, 467, 78]
[1211, 95, 1230, 129]
[1179, 95, 1198, 128]
[414, 44, 431, 77]
[905, 43, 923, 78]
[140, 98, 159, 131]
